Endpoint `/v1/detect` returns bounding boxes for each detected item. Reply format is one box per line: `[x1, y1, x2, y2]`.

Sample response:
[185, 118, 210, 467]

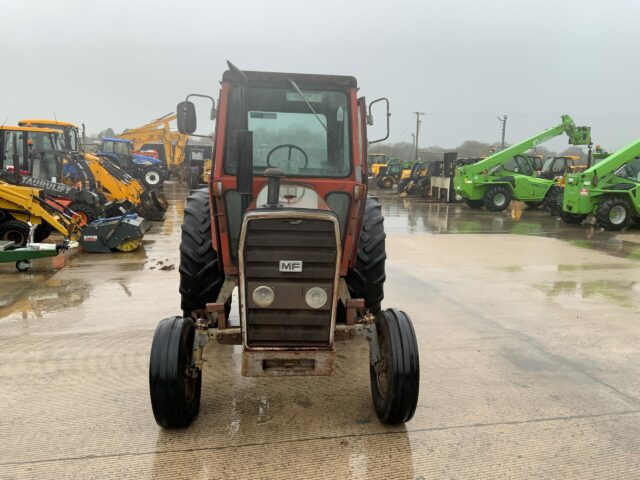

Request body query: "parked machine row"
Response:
[0, 120, 170, 269]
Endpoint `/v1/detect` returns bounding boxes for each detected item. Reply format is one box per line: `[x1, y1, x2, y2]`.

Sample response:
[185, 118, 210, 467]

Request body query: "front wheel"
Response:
[16, 260, 31, 272]
[597, 197, 632, 231]
[370, 309, 420, 425]
[0, 220, 30, 247]
[142, 167, 164, 189]
[484, 185, 511, 212]
[149, 316, 201, 428]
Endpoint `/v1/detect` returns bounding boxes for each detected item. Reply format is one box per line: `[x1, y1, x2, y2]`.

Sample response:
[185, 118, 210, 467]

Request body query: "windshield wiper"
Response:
[288, 79, 328, 133]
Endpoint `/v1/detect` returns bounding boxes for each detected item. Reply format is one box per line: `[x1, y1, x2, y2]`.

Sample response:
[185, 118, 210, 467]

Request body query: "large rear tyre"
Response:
[465, 199, 484, 209]
[370, 309, 420, 425]
[596, 197, 632, 231]
[149, 316, 201, 428]
[346, 197, 386, 314]
[0, 220, 30, 247]
[484, 185, 511, 211]
[179, 189, 227, 318]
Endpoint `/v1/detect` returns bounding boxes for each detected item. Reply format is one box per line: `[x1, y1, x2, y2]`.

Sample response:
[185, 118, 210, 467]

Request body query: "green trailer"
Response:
[562, 137, 640, 230]
[453, 115, 591, 211]
[0, 239, 74, 271]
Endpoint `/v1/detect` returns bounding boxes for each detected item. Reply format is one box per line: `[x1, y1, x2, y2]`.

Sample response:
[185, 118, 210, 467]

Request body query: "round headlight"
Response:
[305, 287, 328, 309]
[252, 286, 274, 307]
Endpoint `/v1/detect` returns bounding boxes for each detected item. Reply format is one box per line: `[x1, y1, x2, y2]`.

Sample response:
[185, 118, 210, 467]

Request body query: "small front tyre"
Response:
[149, 316, 201, 428]
[370, 309, 420, 425]
[16, 260, 31, 272]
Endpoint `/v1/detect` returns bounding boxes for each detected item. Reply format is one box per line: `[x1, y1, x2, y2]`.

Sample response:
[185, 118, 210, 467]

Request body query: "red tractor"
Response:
[149, 63, 419, 427]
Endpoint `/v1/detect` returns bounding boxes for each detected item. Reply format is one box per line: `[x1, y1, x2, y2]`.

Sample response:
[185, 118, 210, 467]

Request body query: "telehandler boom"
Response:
[562, 137, 640, 230]
[454, 115, 591, 211]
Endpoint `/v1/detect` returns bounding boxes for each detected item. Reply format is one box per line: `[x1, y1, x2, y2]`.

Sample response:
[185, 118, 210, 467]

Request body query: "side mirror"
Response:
[177, 101, 197, 135]
[236, 130, 253, 196]
[368, 97, 390, 145]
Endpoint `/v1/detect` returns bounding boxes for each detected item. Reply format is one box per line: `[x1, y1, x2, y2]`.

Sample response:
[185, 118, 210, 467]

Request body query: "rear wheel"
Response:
[0, 220, 30, 247]
[179, 189, 227, 318]
[149, 316, 201, 428]
[346, 197, 386, 314]
[484, 185, 511, 211]
[370, 309, 420, 425]
[465, 199, 484, 209]
[597, 197, 632, 231]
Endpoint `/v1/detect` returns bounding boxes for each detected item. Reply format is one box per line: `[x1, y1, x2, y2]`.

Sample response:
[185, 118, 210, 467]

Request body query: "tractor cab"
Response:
[99, 138, 165, 188]
[19, 119, 81, 152]
[148, 64, 419, 429]
[539, 155, 583, 180]
[0, 126, 66, 183]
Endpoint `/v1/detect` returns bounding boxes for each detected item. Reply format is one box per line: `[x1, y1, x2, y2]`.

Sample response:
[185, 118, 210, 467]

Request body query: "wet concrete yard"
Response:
[2, 184, 640, 479]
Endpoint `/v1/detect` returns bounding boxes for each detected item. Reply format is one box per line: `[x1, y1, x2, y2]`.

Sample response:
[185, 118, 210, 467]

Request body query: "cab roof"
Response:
[19, 119, 78, 128]
[0, 125, 63, 134]
[222, 70, 357, 89]
[103, 137, 130, 143]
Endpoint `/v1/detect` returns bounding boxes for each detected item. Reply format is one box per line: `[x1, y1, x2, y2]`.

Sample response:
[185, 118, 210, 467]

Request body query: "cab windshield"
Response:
[614, 157, 640, 182]
[225, 86, 351, 178]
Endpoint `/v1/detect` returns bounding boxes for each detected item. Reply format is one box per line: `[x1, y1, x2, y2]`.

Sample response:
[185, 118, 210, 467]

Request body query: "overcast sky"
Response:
[2, 0, 638, 152]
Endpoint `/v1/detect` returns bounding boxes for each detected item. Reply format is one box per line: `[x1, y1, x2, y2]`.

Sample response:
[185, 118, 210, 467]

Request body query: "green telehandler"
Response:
[453, 115, 591, 211]
[562, 137, 640, 230]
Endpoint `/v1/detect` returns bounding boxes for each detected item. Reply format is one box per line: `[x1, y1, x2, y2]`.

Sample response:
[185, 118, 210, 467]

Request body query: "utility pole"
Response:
[411, 133, 415, 146]
[413, 112, 424, 161]
[498, 115, 507, 151]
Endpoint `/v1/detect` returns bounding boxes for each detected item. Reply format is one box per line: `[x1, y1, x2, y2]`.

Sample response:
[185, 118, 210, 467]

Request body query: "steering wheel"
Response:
[266, 144, 309, 171]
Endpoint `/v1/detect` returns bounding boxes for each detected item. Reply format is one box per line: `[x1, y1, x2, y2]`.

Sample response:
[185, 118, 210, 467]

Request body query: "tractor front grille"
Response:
[241, 214, 339, 349]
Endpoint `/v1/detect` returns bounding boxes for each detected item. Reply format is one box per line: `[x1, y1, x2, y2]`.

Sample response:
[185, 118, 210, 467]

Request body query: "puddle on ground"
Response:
[533, 280, 640, 308]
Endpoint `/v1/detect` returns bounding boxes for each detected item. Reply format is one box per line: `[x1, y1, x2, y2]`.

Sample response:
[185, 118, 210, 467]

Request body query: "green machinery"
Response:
[453, 115, 591, 211]
[562, 137, 640, 230]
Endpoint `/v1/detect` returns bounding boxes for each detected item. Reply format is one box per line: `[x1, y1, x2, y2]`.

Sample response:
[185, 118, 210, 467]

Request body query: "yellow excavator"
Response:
[118, 113, 190, 179]
[18, 119, 167, 221]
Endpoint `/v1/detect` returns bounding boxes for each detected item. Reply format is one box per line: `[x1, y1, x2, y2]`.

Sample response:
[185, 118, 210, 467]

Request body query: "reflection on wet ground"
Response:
[376, 189, 640, 261]
[1, 183, 640, 479]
